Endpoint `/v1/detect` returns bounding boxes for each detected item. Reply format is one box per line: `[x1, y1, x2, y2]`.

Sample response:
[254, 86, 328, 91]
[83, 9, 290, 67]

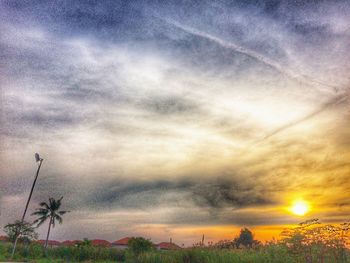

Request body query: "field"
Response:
[1, 241, 349, 263]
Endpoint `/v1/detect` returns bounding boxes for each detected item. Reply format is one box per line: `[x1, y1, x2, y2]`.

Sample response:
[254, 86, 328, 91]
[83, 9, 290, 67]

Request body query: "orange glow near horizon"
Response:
[133, 223, 298, 246]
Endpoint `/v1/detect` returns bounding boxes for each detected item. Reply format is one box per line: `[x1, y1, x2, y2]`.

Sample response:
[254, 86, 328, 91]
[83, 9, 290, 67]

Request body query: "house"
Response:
[36, 240, 61, 247]
[156, 242, 181, 250]
[111, 237, 132, 249]
[0, 236, 8, 243]
[91, 239, 111, 247]
[62, 240, 82, 246]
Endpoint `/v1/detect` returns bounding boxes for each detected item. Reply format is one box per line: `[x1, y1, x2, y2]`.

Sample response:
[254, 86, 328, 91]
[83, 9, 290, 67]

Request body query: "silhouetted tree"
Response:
[31, 197, 69, 253]
[4, 220, 38, 243]
[234, 228, 254, 248]
[78, 238, 92, 247]
[128, 237, 154, 255]
[281, 219, 350, 262]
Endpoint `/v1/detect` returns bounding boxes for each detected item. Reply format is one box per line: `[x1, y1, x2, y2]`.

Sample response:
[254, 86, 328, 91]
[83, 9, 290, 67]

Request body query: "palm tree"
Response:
[31, 197, 69, 252]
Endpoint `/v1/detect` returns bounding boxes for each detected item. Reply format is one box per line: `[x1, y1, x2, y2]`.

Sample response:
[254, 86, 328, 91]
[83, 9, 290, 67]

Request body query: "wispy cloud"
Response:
[161, 18, 341, 94]
[1, 0, 350, 244]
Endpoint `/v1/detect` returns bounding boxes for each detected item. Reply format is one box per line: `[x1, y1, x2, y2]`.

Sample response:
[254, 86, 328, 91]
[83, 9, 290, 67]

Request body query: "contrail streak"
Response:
[163, 18, 339, 94]
[231, 90, 349, 157]
[162, 18, 349, 141]
[160, 18, 350, 145]
[257, 91, 349, 143]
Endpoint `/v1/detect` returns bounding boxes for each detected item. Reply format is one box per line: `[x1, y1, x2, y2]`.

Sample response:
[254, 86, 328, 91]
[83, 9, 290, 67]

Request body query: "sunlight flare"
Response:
[291, 200, 309, 216]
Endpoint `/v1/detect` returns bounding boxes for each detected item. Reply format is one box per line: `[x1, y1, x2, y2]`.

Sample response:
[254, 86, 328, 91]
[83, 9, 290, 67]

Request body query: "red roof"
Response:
[62, 240, 81, 246]
[37, 240, 61, 246]
[157, 242, 181, 250]
[112, 237, 131, 246]
[0, 236, 8, 241]
[91, 239, 111, 247]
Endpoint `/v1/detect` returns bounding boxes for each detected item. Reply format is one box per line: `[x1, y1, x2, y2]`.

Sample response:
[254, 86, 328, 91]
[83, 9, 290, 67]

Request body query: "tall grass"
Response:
[0, 242, 349, 262]
[0, 242, 125, 262]
[133, 245, 295, 263]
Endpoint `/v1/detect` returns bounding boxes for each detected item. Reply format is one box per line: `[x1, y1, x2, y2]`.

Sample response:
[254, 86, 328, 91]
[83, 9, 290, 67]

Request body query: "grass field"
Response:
[0, 241, 349, 263]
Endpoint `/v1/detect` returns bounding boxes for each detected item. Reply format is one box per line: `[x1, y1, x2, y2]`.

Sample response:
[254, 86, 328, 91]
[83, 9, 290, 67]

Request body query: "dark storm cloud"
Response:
[191, 178, 273, 209]
[19, 109, 79, 127]
[60, 86, 112, 103]
[167, 207, 292, 226]
[1, 0, 144, 36]
[2, 169, 278, 226]
[291, 23, 330, 36]
[1, 95, 85, 139]
[140, 96, 200, 116]
[86, 176, 275, 211]
[2, 172, 78, 203]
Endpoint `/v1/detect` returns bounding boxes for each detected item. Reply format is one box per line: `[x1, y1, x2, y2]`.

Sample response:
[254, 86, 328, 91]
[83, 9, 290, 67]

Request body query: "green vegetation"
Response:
[233, 227, 260, 248]
[31, 196, 69, 253]
[129, 245, 295, 263]
[0, 242, 125, 262]
[1, 220, 349, 262]
[127, 237, 155, 255]
[4, 220, 38, 243]
[0, 240, 349, 262]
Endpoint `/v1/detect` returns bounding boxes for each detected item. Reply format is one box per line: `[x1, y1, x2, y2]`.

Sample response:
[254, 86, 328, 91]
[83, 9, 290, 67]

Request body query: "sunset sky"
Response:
[1, 0, 349, 246]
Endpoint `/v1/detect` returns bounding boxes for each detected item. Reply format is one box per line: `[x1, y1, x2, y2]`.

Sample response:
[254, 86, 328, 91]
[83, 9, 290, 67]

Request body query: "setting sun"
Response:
[291, 200, 309, 216]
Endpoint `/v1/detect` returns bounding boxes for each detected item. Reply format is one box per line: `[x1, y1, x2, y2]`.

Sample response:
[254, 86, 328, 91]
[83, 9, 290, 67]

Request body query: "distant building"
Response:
[111, 237, 132, 249]
[0, 236, 8, 243]
[36, 240, 61, 247]
[156, 242, 181, 250]
[91, 239, 111, 247]
[62, 240, 82, 246]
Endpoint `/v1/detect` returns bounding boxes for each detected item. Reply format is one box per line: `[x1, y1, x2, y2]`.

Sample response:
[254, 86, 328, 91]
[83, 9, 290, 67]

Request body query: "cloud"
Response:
[84, 175, 275, 211]
[139, 95, 200, 116]
[161, 18, 340, 94]
[258, 90, 350, 142]
[1, 0, 350, 243]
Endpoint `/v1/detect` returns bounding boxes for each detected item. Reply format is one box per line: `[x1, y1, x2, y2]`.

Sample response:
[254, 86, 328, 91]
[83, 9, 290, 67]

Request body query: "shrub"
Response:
[3, 220, 38, 242]
[281, 219, 350, 262]
[128, 237, 154, 255]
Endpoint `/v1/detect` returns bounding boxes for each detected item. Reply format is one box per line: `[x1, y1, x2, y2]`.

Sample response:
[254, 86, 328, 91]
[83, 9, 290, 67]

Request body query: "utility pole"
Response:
[11, 153, 43, 258]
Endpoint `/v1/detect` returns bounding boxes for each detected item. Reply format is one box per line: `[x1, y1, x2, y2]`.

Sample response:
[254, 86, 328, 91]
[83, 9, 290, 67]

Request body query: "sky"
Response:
[0, 0, 349, 246]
